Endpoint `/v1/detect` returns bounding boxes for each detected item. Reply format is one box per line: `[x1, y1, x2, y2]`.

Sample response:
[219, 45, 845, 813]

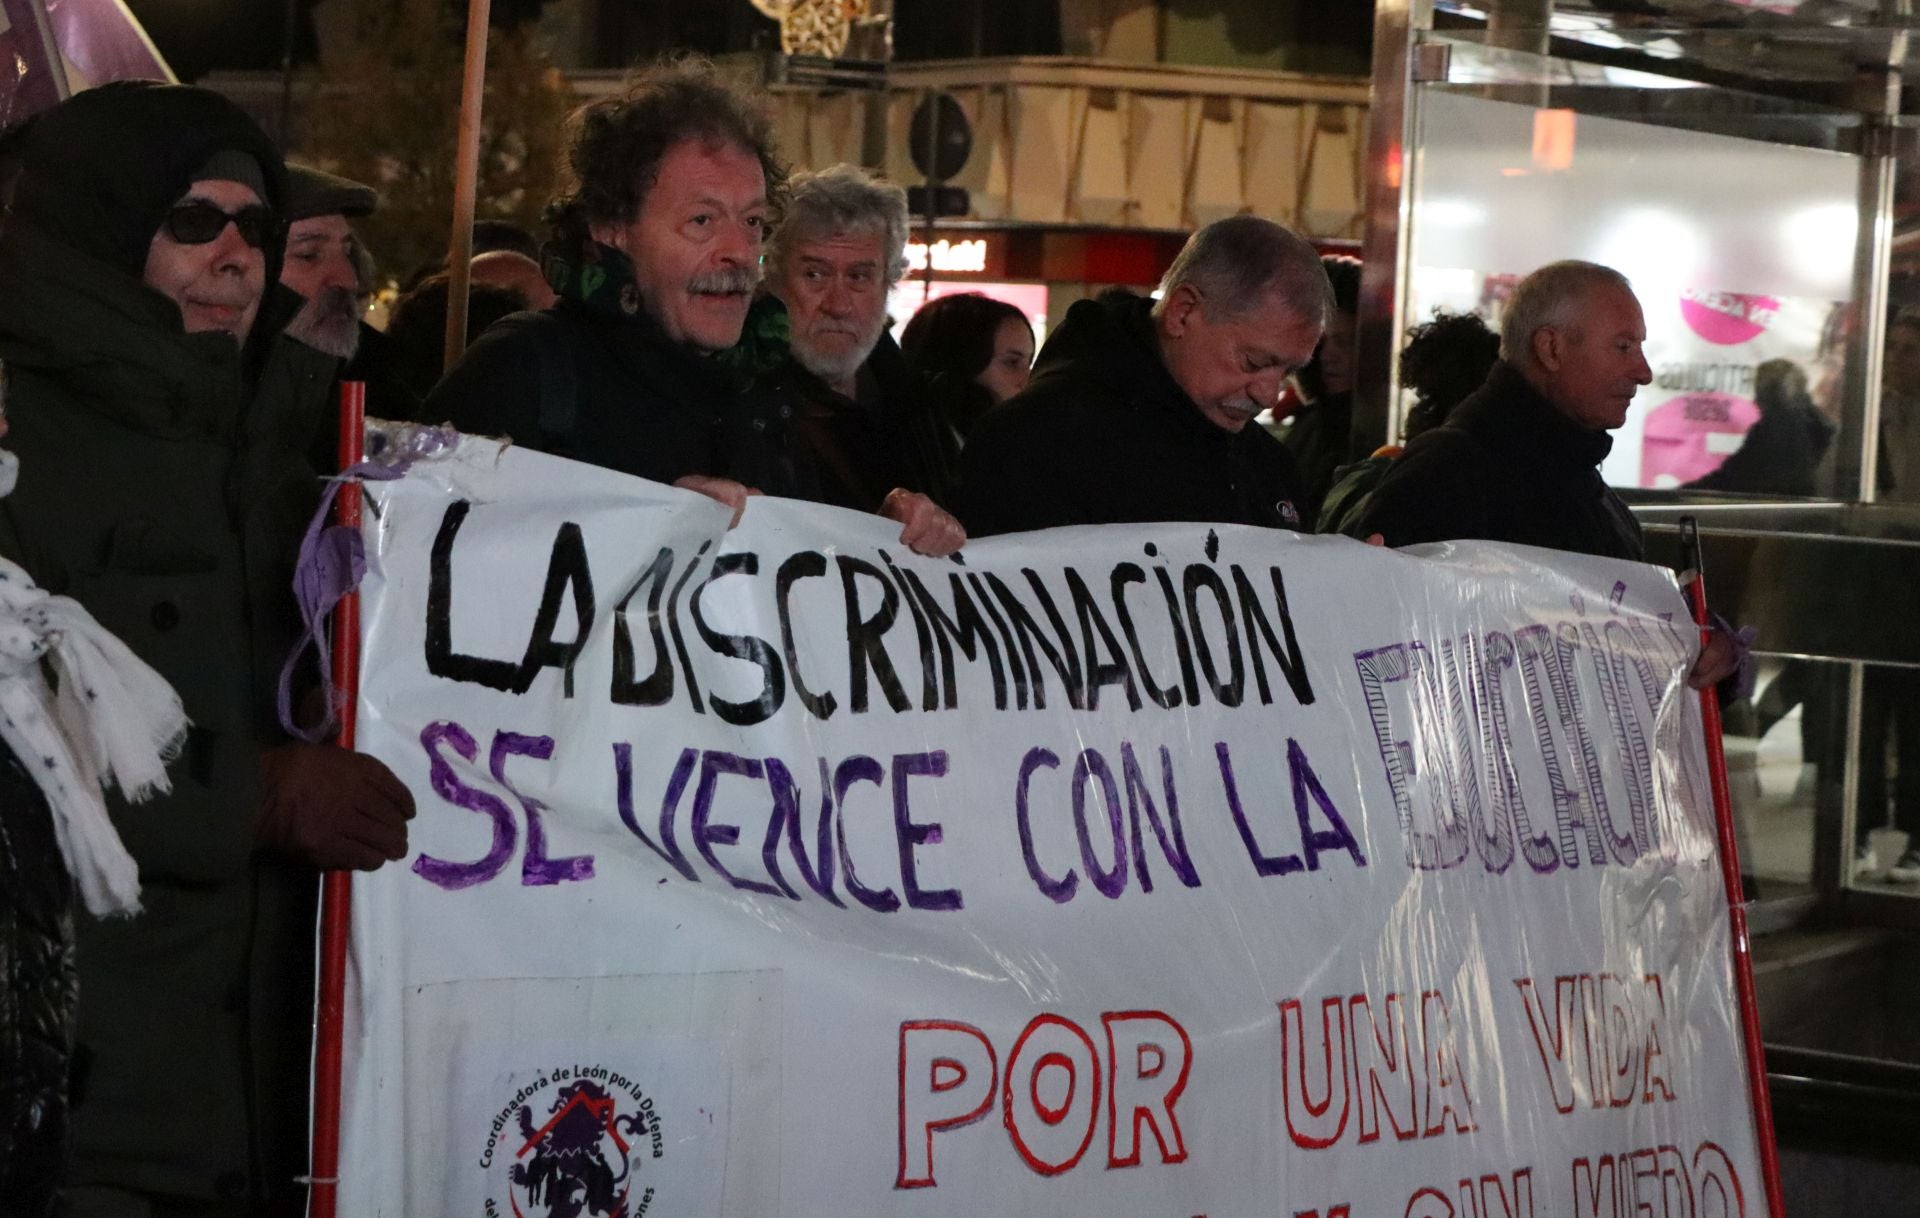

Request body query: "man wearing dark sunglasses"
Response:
[0, 82, 416, 1217]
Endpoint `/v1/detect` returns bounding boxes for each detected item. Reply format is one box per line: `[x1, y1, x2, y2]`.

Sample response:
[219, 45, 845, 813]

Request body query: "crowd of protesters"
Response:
[0, 57, 1755, 1217]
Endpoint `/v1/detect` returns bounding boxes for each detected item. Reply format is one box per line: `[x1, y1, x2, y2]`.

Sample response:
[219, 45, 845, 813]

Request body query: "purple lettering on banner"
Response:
[1215, 741, 1303, 877]
[834, 755, 901, 912]
[1592, 618, 1655, 855]
[1483, 631, 1560, 874]
[488, 731, 592, 886]
[1459, 632, 1518, 875]
[690, 751, 787, 897]
[1287, 739, 1366, 871]
[1352, 643, 1469, 871]
[1071, 748, 1129, 899]
[412, 720, 517, 890]
[1439, 632, 1513, 875]
[766, 757, 842, 905]
[1121, 743, 1201, 891]
[1016, 747, 1076, 902]
[612, 743, 699, 882]
[1558, 619, 1637, 865]
[1514, 624, 1606, 869]
[892, 751, 962, 911]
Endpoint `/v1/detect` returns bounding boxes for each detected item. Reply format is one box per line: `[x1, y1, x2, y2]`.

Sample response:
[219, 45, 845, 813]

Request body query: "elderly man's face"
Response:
[282, 212, 362, 359]
[1157, 285, 1323, 433]
[143, 179, 268, 341]
[1536, 283, 1653, 431]
[591, 137, 767, 353]
[777, 227, 889, 388]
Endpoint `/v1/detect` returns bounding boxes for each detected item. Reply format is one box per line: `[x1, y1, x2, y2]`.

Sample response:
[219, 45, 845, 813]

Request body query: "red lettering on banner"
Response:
[1281, 997, 1350, 1148]
[1515, 973, 1675, 1115]
[896, 1021, 997, 1189]
[1103, 1011, 1193, 1168]
[1295, 1207, 1352, 1218]
[1402, 1167, 1535, 1217]
[1421, 991, 1477, 1137]
[896, 1010, 1193, 1187]
[1570, 1140, 1745, 1218]
[1003, 1014, 1102, 1176]
[1351, 992, 1418, 1144]
[1282, 989, 1476, 1150]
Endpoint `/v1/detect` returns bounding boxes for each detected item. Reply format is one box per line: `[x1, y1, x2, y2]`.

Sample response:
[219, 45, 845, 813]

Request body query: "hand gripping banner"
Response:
[332, 432, 1766, 1218]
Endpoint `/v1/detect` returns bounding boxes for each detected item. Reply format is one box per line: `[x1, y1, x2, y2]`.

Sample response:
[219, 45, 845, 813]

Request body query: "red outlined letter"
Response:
[1280, 996, 1351, 1149]
[897, 1020, 997, 1189]
[1103, 1010, 1193, 1169]
[1003, 1013, 1101, 1176]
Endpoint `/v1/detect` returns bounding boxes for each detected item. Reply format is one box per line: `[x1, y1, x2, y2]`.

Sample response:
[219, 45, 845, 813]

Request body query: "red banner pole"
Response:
[307, 382, 365, 1218]
[1682, 566, 1785, 1218]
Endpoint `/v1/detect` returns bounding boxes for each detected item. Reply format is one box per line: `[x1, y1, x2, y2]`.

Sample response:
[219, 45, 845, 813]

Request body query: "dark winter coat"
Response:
[1280, 390, 1353, 523]
[1354, 360, 1643, 560]
[954, 292, 1308, 537]
[1685, 398, 1834, 498]
[0, 84, 318, 1208]
[418, 300, 757, 485]
[0, 743, 74, 1218]
[731, 297, 959, 511]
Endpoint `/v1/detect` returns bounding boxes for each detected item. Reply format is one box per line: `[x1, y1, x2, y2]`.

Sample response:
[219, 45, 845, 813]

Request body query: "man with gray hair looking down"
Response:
[953, 214, 1328, 535]
[738, 162, 964, 556]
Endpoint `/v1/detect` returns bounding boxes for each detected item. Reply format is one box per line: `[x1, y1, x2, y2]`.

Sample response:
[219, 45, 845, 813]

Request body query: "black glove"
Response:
[257, 742, 416, 871]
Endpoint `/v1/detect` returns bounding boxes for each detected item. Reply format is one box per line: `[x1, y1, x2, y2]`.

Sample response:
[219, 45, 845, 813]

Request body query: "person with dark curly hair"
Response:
[1317, 309, 1500, 537]
[899, 291, 1035, 440]
[419, 58, 784, 522]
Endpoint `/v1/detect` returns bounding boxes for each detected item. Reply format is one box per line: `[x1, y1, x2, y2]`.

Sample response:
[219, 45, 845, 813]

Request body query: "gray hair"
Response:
[1500, 260, 1635, 364]
[1152, 215, 1332, 325]
[769, 163, 910, 287]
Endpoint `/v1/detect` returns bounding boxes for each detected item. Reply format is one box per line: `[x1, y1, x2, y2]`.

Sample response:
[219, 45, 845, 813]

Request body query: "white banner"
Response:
[336, 434, 1764, 1218]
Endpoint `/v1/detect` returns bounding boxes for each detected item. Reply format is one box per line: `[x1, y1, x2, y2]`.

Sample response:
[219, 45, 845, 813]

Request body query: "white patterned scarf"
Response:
[0, 449, 188, 916]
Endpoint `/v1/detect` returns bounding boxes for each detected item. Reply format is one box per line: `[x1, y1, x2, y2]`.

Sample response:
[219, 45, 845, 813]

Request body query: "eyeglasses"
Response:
[162, 201, 283, 250]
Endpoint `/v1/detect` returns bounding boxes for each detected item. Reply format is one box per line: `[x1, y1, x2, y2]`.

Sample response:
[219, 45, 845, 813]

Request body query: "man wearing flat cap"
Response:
[280, 162, 378, 361]
[0, 82, 414, 1215]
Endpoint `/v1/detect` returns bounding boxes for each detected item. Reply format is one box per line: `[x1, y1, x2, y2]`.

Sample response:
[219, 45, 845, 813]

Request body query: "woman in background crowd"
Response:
[899, 291, 1035, 444]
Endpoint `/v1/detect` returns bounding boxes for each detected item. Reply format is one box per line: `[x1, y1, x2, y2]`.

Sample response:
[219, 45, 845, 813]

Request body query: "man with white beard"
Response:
[745, 164, 963, 554]
[280, 163, 375, 359]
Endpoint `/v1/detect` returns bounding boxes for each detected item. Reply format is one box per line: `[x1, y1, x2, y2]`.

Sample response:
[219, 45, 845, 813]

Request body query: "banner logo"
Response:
[482, 1069, 665, 1218]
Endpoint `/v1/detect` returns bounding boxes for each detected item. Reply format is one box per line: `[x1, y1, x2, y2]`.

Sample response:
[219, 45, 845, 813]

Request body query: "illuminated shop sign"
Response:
[903, 237, 991, 275]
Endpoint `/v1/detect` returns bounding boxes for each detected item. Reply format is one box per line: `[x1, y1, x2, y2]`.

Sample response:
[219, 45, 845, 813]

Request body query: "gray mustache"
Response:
[688, 267, 758, 295]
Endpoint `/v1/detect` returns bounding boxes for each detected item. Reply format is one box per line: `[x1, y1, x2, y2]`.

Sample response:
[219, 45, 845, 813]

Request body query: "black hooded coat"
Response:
[0, 82, 320, 1210]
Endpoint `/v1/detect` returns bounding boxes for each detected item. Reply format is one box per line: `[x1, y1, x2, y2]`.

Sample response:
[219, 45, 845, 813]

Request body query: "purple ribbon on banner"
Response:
[277, 425, 461, 741]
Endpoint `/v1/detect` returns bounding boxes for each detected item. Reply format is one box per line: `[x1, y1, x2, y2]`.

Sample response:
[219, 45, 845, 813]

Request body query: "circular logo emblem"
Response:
[480, 1067, 665, 1218]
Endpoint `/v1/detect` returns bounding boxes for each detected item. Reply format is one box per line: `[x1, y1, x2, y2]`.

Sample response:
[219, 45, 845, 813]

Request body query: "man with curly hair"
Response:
[421, 60, 781, 520]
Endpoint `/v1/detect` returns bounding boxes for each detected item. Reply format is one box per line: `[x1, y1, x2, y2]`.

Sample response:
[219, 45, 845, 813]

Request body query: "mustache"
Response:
[687, 266, 759, 295]
[314, 285, 359, 319]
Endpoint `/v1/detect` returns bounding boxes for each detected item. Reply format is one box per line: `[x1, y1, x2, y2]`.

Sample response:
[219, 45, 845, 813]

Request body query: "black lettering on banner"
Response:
[1111, 562, 1181, 710]
[984, 573, 1082, 711]
[1233, 564, 1316, 707]
[881, 552, 941, 712]
[610, 546, 678, 707]
[1067, 569, 1141, 712]
[899, 568, 1009, 711]
[839, 556, 913, 715]
[425, 502, 595, 696]
[690, 552, 786, 727]
[665, 541, 712, 715]
[776, 551, 837, 720]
